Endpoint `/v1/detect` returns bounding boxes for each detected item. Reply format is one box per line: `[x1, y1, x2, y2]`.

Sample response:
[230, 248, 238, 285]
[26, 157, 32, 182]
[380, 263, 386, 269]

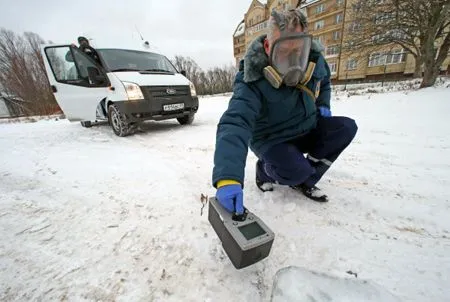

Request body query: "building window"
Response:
[368, 50, 406, 67]
[386, 49, 407, 64]
[315, 20, 325, 30]
[349, 22, 361, 33]
[368, 52, 386, 67]
[316, 4, 325, 14]
[336, 14, 343, 24]
[329, 62, 337, 74]
[346, 58, 358, 70]
[387, 29, 408, 40]
[326, 45, 340, 57]
[332, 31, 341, 41]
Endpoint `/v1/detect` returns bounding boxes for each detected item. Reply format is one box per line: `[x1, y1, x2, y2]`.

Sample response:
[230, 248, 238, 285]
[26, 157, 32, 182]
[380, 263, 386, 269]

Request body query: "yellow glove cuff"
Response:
[217, 180, 240, 188]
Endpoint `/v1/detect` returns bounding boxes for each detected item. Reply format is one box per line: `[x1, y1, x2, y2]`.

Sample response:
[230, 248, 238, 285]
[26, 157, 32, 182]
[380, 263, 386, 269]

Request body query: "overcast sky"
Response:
[1, 0, 252, 70]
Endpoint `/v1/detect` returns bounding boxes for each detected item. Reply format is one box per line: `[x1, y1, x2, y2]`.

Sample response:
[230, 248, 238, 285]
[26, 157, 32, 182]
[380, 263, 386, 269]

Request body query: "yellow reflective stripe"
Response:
[296, 84, 316, 102]
[217, 180, 240, 188]
[301, 62, 316, 85]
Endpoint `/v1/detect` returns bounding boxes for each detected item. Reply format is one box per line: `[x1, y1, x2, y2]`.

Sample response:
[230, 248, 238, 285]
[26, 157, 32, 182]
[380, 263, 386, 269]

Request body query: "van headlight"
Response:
[189, 82, 197, 97]
[122, 81, 144, 100]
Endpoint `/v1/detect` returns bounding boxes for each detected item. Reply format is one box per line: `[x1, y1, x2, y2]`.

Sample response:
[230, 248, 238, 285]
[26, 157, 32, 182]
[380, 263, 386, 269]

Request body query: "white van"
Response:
[40, 43, 199, 136]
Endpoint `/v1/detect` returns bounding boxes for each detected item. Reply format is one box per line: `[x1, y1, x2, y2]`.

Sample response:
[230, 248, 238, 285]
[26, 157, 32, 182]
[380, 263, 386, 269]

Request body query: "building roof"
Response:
[234, 20, 246, 37]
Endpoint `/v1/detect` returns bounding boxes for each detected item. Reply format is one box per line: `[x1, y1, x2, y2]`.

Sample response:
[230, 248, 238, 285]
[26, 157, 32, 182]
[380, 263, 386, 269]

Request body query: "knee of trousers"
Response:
[342, 117, 358, 142]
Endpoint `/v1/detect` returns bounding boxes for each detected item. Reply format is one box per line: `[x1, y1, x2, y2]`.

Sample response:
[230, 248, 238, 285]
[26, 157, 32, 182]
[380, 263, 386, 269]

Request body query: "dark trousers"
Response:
[256, 116, 358, 187]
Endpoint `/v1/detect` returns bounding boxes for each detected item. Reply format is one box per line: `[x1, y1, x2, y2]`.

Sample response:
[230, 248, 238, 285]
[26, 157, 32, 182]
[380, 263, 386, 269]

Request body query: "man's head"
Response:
[261, 8, 312, 87]
[78, 36, 89, 46]
[263, 8, 308, 57]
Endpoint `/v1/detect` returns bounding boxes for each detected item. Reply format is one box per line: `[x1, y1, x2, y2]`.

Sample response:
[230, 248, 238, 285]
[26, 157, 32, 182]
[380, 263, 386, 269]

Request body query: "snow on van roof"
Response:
[94, 43, 161, 53]
[81, 38, 164, 55]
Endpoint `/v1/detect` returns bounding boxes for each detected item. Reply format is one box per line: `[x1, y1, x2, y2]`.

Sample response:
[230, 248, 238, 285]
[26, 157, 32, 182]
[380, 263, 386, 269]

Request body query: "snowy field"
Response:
[1, 81, 450, 301]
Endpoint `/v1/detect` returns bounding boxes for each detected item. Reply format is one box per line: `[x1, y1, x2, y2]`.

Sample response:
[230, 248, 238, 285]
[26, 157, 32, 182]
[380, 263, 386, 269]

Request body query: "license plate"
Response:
[163, 103, 184, 111]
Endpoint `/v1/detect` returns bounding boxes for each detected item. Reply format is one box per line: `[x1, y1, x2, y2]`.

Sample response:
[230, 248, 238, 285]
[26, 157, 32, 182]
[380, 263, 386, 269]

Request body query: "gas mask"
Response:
[263, 32, 315, 89]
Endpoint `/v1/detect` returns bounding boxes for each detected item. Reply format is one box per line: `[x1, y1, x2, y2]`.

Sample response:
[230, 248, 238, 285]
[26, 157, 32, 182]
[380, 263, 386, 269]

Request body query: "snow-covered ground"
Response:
[1, 81, 450, 301]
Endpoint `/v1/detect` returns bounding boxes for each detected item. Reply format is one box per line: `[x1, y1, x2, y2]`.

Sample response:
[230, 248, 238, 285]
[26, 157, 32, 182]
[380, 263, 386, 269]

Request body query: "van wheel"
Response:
[108, 104, 130, 137]
[80, 121, 92, 128]
[177, 113, 195, 125]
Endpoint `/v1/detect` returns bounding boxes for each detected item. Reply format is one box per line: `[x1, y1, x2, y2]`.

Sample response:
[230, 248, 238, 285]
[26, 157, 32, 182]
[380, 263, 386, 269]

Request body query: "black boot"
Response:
[255, 160, 274, 192]
[290, 184, 329, 202]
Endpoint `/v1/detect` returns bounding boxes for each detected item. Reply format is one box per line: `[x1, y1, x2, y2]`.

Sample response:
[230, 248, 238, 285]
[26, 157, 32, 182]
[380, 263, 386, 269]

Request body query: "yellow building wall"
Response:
[321, 30, 342, 48]
[308, 0, 345, 22]
[233, 35, 245, 56]
[245, 3, 267, 47]
[337, 53, 362, 80]
[267, 0, 298, 13]
[245, 4, 265, 27]
[442, 57, 450, 72]
[312, 13, 343, 33]
[366, 63, 406, 76]
[403, 54, 416, 74]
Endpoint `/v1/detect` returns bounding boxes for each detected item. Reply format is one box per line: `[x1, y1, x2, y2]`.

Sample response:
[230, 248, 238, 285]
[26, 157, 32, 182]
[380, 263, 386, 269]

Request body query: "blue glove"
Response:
[318, 106, 332, 117]
[216, 184, 244, 214]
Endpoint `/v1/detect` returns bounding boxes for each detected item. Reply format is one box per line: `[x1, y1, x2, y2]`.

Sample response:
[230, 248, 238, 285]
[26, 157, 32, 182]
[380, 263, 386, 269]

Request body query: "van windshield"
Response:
[96, 49, 177, 73]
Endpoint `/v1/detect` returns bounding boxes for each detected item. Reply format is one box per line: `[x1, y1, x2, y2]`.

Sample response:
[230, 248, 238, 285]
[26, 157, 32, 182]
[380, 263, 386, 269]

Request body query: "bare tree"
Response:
[171, 55, 204, 93]
[172, 55, 199, 79]
[343, 0, 450, 88]
[171, 55, 237, 95]
[0, 28, 58, 116]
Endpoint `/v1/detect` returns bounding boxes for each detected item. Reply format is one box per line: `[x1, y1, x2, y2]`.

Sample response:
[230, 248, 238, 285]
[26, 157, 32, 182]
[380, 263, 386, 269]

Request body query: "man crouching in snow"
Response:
[212, 7, 357, 214]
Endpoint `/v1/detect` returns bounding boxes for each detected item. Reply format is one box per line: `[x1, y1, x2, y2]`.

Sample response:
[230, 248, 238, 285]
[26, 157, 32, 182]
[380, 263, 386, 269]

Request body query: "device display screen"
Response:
[238, 222, 267, 240]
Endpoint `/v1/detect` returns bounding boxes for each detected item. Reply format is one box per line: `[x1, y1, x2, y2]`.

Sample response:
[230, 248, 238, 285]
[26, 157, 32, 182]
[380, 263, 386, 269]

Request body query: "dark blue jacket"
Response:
[212, 34, 331, 188]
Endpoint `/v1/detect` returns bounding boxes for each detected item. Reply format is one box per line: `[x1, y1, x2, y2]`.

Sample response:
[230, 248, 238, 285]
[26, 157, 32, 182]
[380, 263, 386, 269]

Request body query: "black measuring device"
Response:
[208, 197, 275, 269]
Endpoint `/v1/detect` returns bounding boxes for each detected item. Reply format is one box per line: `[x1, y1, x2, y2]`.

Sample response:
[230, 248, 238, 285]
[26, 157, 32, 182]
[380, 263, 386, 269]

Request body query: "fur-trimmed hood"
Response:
[240, 34, 325, 83]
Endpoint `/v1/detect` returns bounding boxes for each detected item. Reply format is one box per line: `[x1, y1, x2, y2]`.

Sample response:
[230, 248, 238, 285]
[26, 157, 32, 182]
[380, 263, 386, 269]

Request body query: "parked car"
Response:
[41, 43, 199, 136]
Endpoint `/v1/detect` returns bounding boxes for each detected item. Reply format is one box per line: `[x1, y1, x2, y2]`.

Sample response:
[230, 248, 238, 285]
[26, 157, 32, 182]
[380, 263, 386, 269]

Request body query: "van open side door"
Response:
[41, 44, 110, 122]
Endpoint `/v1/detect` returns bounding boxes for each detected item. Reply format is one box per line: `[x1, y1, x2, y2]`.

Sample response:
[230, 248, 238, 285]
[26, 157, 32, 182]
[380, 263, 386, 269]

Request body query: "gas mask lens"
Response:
[270, 34, 312, 86]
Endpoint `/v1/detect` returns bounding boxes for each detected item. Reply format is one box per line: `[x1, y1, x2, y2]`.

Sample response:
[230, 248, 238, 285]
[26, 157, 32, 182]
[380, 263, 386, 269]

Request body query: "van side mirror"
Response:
[180, 70, 187, 77]
[87, 66, 106, 85]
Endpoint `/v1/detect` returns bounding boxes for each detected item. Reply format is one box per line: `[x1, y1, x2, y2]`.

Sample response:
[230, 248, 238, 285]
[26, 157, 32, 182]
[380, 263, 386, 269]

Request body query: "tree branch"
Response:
[436, 31, 450, 66]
